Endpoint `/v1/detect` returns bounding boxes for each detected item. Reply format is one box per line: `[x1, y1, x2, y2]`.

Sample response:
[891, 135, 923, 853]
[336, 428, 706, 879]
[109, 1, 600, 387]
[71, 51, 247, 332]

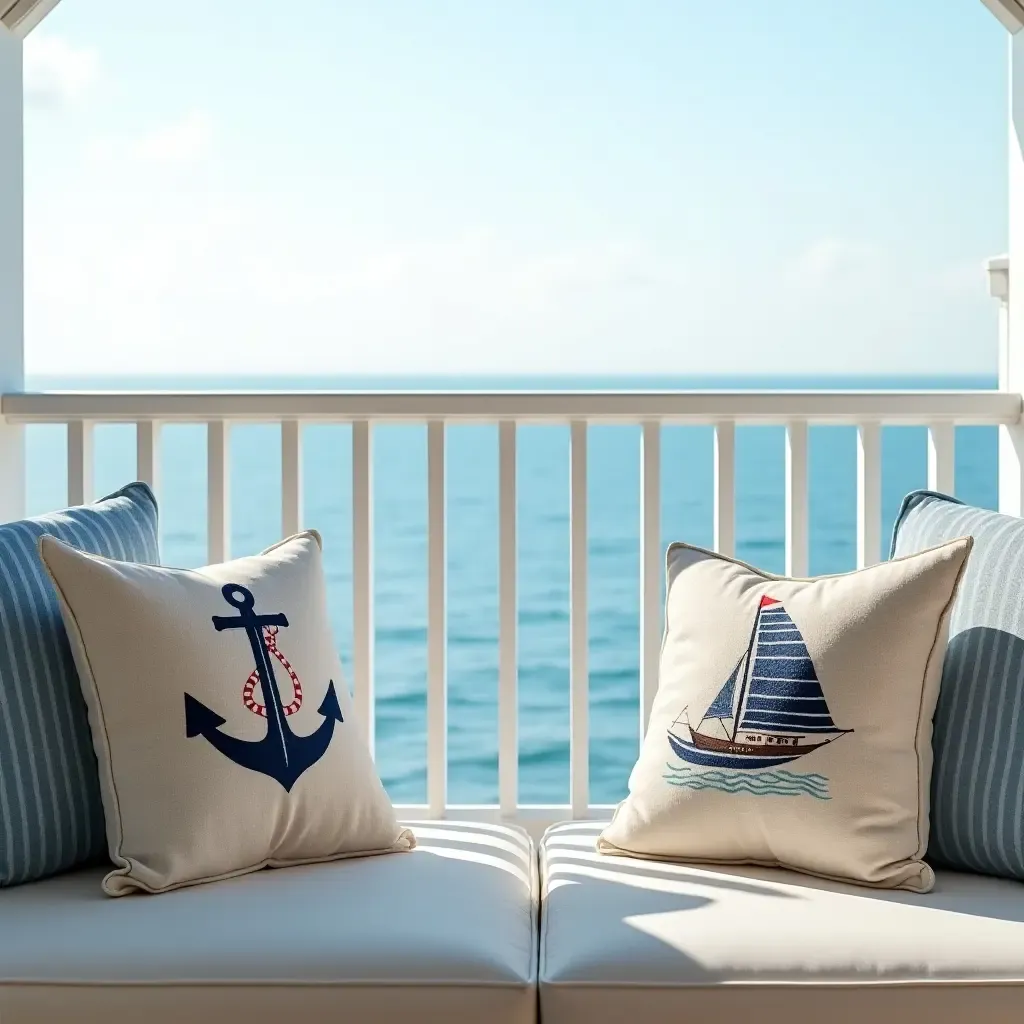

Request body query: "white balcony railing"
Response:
[1, 387, 1020, 835]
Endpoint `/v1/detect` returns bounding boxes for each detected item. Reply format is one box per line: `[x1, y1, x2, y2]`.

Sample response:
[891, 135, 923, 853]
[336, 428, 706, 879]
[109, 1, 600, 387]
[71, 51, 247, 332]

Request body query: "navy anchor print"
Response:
[184, 584, 343, 791]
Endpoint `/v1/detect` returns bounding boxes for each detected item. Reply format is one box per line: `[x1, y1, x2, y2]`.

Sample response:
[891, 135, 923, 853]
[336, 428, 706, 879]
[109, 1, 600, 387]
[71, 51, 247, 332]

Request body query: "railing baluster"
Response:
[135, 421, 160, 494]
[570, 420, 589, 816]
[67, 420, 94, 507]
[857, 422, 882, 568]
[207, 420, 230, 565]
[498, 420, 518, 816]
[714, 421, 736, 557]
[351, 421, 374, 754]
[786, 421, 809, 577]
[427, 421, 447, 816]
[281, 420, 302, 536]
[928, 422, 956, 495]
[640, 421, 661, 740]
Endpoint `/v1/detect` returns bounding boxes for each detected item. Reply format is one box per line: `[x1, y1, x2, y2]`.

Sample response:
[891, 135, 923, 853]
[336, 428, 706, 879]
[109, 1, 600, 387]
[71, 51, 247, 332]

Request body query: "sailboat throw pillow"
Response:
[599, 537, 972, 892]
[39, 531, 414, 896]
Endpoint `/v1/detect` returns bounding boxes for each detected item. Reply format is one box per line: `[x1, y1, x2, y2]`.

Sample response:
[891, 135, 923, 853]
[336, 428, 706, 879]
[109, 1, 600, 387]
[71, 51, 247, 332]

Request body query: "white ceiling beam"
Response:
[982, 0, 1024, 32]
[1, 0, 62, 38]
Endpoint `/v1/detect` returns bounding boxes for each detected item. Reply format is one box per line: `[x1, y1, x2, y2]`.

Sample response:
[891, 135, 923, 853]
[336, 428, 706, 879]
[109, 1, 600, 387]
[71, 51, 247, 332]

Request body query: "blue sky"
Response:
[23, 0, 1008, 376]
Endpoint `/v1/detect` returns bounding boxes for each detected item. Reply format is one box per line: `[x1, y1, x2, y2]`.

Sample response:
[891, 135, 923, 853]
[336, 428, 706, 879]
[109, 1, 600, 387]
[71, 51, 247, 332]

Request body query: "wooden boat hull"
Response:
[689, 728, 831, 759]
[667, 730, 803, 770]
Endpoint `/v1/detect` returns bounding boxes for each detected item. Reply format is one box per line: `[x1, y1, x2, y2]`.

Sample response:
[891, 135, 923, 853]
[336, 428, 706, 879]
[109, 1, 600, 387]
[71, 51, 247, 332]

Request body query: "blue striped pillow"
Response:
[891, 490, 1024, 881]
[0, 482, 159, 886]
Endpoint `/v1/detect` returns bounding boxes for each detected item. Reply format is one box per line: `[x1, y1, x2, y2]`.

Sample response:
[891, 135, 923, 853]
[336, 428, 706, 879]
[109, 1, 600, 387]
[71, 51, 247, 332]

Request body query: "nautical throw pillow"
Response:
[891, 491, 1024, 882]
[599, 537, 972, 892]
[0, 482, 159, 888]
[39, 531, 414, 896]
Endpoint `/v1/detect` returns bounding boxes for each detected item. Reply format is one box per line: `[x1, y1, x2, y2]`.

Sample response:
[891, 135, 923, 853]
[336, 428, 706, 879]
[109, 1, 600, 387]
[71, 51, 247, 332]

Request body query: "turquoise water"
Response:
[23, 374, 999, 806]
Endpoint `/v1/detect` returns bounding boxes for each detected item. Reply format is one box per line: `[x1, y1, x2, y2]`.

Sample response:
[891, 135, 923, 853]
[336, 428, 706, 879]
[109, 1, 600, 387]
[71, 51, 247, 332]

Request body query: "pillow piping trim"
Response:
[96, 480, 158, 516]
[888, 489, 964, 560]
[663, 533, 971, 585]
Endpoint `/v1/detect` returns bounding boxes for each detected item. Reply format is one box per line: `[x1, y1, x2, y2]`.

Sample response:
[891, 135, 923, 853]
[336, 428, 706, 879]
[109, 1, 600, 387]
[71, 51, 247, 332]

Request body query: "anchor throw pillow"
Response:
[599, 537, 972, 892]
[39, 531, 414, 896]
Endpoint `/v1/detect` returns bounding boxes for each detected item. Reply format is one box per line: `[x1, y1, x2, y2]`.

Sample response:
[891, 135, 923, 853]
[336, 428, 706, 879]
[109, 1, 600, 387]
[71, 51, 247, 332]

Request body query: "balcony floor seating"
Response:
[539, 823, 1024, 1024]
[6, 816, 1024, 1023]
[0, 821, 538, 1024]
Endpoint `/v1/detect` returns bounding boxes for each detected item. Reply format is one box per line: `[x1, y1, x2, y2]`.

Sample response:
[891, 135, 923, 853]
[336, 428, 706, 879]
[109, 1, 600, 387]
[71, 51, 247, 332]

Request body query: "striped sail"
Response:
[735, 600, 839, 735]
[670, 594, 850, 771]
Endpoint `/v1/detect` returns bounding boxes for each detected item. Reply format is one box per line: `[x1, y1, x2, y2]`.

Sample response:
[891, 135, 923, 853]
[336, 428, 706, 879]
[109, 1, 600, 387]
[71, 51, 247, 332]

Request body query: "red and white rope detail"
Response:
[242, 626, 303, 717]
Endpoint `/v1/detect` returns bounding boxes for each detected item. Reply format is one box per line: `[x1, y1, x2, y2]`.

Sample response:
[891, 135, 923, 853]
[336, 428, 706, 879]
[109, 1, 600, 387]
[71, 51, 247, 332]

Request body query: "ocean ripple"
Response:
[662, 763, 831, 800]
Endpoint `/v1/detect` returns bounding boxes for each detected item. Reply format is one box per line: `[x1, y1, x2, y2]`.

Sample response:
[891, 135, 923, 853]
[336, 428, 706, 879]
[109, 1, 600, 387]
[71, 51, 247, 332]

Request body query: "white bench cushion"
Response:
[540, 822, 1024, 1023]
[0, 822, 537, 1024]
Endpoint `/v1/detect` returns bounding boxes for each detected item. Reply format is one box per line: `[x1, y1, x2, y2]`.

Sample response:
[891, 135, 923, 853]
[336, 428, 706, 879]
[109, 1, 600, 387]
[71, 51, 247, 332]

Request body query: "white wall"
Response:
[1001, 31, 1024, 516]
[0, 25, 24, 521]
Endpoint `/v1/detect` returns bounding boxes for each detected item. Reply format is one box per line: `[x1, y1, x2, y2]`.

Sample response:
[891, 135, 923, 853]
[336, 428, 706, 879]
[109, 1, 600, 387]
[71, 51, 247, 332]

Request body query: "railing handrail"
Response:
[1, 388, 1020, 424]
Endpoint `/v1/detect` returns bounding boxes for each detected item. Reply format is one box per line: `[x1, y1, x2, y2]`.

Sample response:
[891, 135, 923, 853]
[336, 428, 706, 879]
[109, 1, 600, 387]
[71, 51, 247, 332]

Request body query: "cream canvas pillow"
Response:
[40, 531, 414, 896]
[599, 538, 972, 892]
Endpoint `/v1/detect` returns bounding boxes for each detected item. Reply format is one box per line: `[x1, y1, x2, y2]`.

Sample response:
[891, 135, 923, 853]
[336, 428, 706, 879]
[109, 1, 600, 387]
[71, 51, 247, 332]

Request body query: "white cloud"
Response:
[81, 111, 215, 170]
[936, 260, 989, 296]
[21, 172, 997, 378]
[786, 237, 879, 291]
[132, 110, 214, 165]
[23, 36, 99, 108]
[238, 233, 667, 309]
[23, 190, 714, 376]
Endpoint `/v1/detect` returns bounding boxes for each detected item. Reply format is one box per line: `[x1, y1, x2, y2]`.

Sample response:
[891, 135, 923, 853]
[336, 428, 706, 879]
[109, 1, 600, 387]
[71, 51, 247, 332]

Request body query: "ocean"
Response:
[23, 373, 1000, 807]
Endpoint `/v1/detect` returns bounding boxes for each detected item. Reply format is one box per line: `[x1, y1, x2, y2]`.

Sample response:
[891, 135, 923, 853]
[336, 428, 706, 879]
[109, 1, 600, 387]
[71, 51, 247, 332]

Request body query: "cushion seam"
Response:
[0, 978, 536, 989]
[538, 978, 1024, 989]
[540, 834, 549, 988]
[528, 828, 540, 985]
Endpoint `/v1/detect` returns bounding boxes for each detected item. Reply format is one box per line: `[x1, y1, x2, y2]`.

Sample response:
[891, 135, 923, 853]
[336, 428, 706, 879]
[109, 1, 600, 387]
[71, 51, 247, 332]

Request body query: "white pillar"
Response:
[1000, 32, 1024, 518]
[0, 26, 24, 524]
[991, 255, 1016, 514]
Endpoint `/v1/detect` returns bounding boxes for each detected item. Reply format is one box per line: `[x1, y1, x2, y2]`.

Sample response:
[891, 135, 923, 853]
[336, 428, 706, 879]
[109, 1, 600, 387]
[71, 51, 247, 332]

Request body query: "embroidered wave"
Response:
[662, 763, 831, 801]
